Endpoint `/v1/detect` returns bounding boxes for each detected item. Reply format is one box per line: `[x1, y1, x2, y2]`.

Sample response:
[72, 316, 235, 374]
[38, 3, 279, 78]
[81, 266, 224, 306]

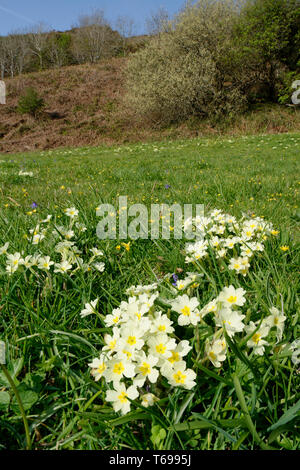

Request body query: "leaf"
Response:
[11, 384, 38, 412]
[0, 358, 24, 387]
[0, 391, 10, 410]
[171, 418, 246, 432]
[267, 400, 300, 432]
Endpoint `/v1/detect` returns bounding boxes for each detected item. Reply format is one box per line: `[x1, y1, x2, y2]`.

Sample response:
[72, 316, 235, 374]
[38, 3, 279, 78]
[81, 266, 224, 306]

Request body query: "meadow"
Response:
[0, 132, 299, 450]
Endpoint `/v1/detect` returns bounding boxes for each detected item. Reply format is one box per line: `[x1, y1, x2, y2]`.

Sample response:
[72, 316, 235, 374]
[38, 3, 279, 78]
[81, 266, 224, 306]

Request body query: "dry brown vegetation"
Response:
[0, 56, 300, 154]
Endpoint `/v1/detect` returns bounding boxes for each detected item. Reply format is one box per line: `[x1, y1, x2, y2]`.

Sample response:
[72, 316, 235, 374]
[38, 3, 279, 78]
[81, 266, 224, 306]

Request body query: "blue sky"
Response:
[0, 0, 185, 35]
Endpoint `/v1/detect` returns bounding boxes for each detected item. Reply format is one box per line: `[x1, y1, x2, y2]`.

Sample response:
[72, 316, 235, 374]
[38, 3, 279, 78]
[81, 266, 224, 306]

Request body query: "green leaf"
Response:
[0, 357, 24, 387]
[0, 391, 10, 410]
[267, 400, 300, 432]
[11, 384, 39, 412]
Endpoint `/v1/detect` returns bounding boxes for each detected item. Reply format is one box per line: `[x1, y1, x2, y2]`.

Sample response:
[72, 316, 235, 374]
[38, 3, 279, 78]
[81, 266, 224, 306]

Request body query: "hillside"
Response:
[1, 57, 300, 154]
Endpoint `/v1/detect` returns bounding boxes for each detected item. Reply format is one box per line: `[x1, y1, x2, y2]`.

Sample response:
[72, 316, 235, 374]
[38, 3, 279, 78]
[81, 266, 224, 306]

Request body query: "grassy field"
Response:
[0, 132, 299, 450]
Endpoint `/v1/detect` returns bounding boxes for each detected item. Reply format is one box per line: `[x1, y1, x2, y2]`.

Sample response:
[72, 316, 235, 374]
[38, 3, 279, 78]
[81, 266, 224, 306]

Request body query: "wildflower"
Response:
[104, 308, 123, 327]
[106, 358, 136, 385]
[80, 299, 99, 318]
[121, 242, 131, 252]
[218, 285, 246, 307]
[37, 256, 54, 271]
[216, 308, 245, 338]
[54, 260, 73, 274]
[150, 311, 174, 334]
[262, 307, 286, 341]
[245, 321, 270, 356]
[167, 340, 192, 364]
[170, 294, 200, 326]
[106, 383, 138, 415]
[280, 246, 289, 252]
[140, 393, 158, 408]
[134, 353, 159, 387]
[65, 207, 79, 218]
[93, 262, 105, 272]
[147, 334, 176, 365]
[88, 355, 108, 381]
[163, 361, 196, 390]
[0, 242, 9, 255]
[90, 248, 104, 257]
[205, 338, 227, 368]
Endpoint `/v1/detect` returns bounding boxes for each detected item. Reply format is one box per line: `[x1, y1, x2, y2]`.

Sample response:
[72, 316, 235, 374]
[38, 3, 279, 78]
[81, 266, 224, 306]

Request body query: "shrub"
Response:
[125, 0, 253, 125]
[17, 87, 45, 117]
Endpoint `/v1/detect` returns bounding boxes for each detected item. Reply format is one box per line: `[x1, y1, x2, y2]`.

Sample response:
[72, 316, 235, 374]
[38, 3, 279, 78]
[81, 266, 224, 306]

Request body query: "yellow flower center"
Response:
[168, 351, 180, 363]
[113, 317, 119, 324]
[209, 351, 216, 361]
[118, 391, 128, 404]
[252, 333, 261, 344]
[156, 343, 166, 355]
[127, 336, 136, 346]
[139, 362, 151, 376]
[97, 363, 106, 375]
[158, 325, 166, 332]
[173, 370, 186, 384]
[227, 295, 237, 304]
[181, 306, 191, 316]
[109, 340, 116, 350]
[113, 362, 125, 375]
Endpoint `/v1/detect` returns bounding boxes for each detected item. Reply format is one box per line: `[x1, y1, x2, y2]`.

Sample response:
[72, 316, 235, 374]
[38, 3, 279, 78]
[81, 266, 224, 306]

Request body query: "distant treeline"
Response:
[0, 9, 149, 78]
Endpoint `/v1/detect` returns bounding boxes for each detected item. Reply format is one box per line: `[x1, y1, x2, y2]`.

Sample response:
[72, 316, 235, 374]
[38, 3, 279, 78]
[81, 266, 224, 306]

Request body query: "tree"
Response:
[126, 0, 250, 124]
[145, 6, 171, 36]
[26, 23, 50, 70]
[17, 87, 45, 118]
[237, 0, 300, 100]
[72, 10, 120, 63]
[115, 16, 136, 56]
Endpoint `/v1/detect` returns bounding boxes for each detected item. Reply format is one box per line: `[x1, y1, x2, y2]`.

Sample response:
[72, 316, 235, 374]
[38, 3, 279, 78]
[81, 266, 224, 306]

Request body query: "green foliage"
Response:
[126, 0, 251, 125]
[17, 87, 45, 118]
[277, 71, 300, 104]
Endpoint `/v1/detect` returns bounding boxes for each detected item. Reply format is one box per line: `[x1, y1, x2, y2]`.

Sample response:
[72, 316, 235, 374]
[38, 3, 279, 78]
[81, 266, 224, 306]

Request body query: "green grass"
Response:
[0, 132, 299, 450]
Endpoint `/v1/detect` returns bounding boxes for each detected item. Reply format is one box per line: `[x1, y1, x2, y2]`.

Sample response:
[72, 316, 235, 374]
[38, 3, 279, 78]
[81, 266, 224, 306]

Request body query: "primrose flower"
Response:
[170, 294, 200, 326]
[88, 355, 108, 381]
[205, 338, 227, 368]
[134, 353, 159, 387]
[54, 260, 73, 274]
[262, 307, 286, 341]
[147, 334, 177, 365]
[80, 299, 99, 318]
[65, 207, 79, 218]
[105, 358, 136, 385]
[0, 242, 9, 255]
[150, 311, 174, 334]
[163, 361, 196, 390]
[216, 308, 245, 338]
[167, 340, 192, 365]
[218, 285, 246, 307]
[140, 393, 158, 408]
[6, 252, 24, 270]
[37, 256, 54, 271]
[106, 383, 138, 415]
[245, 321, 270, 356]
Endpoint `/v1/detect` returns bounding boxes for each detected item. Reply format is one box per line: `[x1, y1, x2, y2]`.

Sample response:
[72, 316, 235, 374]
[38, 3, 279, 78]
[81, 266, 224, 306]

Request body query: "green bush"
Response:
[17, 88, 45, 118]
[125, 1, 256, 125]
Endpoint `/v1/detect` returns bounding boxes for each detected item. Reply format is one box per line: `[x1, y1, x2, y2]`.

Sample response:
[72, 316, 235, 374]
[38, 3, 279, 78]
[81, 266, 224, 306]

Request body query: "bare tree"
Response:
[72, 10, 119, 63]
[145, 6, 171, 36]
[26, 22, 50, 70]
[115, 16, 136, 55]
